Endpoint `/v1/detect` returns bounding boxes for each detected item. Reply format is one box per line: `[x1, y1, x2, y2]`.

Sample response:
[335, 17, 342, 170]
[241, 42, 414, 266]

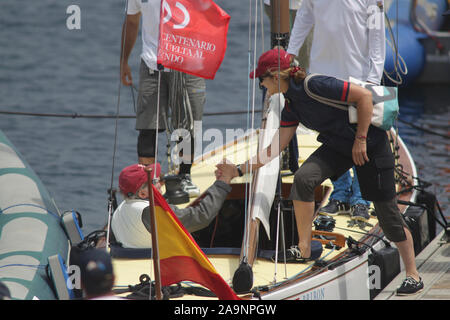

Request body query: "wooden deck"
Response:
[375, 229, 450, 300]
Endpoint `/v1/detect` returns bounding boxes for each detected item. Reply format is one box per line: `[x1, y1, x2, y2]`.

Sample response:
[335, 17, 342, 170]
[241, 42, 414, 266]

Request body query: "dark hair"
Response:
[83, 275, 114, 297]
[78, 248, 115, 298]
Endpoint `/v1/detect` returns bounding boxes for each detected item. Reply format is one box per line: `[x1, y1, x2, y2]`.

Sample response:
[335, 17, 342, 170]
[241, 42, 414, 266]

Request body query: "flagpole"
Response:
[145, 166, 162, 300]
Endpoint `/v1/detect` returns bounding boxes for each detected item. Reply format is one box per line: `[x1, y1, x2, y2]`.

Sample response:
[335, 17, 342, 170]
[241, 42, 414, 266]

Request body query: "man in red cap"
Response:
[111, 163, 235, 248]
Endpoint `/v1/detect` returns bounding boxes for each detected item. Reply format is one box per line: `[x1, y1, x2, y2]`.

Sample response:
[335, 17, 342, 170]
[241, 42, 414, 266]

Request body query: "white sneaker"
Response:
[180, 174, 200, 197]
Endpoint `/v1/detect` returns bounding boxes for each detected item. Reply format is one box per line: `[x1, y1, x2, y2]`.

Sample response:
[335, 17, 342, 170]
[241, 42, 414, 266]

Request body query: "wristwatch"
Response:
[236, 164, 244, 177]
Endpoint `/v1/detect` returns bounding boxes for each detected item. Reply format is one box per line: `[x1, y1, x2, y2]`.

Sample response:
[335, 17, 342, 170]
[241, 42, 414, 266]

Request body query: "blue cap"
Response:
[79, 249, 113, 284]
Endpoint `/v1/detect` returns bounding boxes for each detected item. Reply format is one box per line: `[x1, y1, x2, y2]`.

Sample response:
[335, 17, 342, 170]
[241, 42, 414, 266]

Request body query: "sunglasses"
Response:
[258, 75, 269, 89]
[259, 75, 268, 83]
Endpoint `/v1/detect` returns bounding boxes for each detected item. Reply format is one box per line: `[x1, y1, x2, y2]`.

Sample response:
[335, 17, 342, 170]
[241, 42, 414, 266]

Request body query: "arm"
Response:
[143, 167, 234, 234]
[347, 84, 373, 166]
[217, 126, 297, 178]
[286, 0, 314, 56]
[366, 0, 386, 84]
[120, 13, 141, 86]
[245, 126, 297, 173]
[169, 181, 232, 233]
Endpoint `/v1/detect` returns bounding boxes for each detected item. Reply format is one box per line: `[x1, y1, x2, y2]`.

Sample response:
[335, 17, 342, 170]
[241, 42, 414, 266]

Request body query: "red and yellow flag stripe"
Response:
[152, 185, 239, 300]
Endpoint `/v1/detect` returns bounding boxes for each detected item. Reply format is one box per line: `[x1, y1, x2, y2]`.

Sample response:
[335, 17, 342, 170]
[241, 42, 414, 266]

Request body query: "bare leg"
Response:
[394, 227, 420, 281]
[292, 200, 315, 259]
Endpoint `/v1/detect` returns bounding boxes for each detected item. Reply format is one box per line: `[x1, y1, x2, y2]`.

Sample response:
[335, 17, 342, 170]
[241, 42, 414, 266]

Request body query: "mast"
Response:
[270, 0, 290, 50]
[232, 0, 291, 294]
[246, 0, 291, 269]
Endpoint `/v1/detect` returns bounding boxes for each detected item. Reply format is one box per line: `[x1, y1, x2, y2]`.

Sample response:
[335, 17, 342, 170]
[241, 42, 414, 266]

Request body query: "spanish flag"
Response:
[152, 185, 240, 300]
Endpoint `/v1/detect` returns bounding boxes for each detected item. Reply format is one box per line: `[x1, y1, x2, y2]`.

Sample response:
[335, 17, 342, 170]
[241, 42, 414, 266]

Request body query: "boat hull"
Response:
[0, 129, 70, 300]
[111, 129, 427, 300]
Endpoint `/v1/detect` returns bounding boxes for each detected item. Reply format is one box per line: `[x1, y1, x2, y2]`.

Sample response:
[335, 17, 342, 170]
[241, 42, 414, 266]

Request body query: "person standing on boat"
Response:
[111, 163, 235, 249]
[120, 0, 205, 197]
[216, 48, 423, 296]
[286, 0, 387, 222]
[263, 0, 313, 71]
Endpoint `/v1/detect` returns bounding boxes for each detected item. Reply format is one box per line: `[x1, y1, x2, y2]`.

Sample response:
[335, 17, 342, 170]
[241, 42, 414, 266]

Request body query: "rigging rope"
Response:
[246, 0, 260, 256]
[164, 71, 194, 174]
[272, 0, 287, 284]
[0, 109, 262, 118]
[383, 9, 408, 85]
[241, 0, 255, 261]
[1, 109, 447, 139]
[105, 0, 129, 252]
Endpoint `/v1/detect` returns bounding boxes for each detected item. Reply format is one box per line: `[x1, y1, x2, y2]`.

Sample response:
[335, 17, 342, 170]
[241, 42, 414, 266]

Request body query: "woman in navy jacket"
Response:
[216, 48, 423, 296]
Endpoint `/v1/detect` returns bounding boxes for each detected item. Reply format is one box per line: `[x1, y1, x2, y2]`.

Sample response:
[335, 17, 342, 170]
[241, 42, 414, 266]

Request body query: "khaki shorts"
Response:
[135, 60, 206, 131]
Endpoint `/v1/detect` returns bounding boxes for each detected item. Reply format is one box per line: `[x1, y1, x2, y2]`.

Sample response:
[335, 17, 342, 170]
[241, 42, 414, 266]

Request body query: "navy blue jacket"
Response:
[281, 75, 385, 155]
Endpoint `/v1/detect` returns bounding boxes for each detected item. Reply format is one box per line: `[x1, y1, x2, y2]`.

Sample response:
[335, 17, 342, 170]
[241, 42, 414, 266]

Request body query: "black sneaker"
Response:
[350, 204, 370, 222]
[396, 276, 424, 296]
[319, 199, 350, 216]
[180, 174, 200, 197]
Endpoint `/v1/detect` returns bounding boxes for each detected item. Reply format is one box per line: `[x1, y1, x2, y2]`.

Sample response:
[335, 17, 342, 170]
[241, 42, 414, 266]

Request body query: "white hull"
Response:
[110, 127, 423, 300]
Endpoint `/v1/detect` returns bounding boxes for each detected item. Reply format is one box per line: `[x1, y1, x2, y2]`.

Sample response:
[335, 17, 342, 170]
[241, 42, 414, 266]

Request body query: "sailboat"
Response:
[108, 0, 439, 300]
[0, 0, 445, 301]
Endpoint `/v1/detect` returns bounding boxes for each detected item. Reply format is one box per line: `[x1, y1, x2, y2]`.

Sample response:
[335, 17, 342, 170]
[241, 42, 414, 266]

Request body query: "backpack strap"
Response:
[303, 73, 351, 112]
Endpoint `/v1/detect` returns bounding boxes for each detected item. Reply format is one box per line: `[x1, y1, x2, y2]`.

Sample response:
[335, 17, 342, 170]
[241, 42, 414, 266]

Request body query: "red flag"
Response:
[157, 0, 230, 79]
[152, 185, 240, 300]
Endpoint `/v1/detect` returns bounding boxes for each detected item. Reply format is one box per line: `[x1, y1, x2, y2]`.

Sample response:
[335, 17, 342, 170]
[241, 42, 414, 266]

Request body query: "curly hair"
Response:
[264, 66, 307, 84]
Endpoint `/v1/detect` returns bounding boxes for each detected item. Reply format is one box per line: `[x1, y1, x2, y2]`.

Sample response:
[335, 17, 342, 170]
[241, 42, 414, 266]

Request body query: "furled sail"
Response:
[249, 93, 284, 239]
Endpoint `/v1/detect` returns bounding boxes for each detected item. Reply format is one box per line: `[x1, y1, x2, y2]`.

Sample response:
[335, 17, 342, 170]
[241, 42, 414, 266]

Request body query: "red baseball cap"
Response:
[119, 163, 161, 195]
[249, 48, 291, 79]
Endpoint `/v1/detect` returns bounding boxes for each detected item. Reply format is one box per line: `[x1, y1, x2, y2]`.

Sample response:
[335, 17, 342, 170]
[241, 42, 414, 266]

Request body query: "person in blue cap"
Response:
[78, 248, 123, 300]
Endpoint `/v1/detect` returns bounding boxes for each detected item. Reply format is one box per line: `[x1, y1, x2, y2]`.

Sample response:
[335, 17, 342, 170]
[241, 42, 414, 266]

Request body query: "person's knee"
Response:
[292, 170, 318, 202]
[373, 198, 408, 242]
[378, 222, 407, 242]
[291, 156, 332, 202]
[137, 129, 158, 158]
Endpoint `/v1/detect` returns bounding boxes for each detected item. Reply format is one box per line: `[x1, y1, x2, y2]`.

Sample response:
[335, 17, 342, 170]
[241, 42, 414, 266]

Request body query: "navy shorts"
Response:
[289, 134, 408, 242]
[290, 134, 396, 202]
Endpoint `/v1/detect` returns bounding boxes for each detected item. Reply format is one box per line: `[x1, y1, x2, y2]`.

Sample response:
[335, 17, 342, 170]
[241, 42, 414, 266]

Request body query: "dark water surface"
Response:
[0, 1, 448, 233]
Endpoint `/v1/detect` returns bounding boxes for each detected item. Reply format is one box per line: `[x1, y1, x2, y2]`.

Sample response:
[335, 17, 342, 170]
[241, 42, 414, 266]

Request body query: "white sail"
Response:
[250, 93, 284, 239]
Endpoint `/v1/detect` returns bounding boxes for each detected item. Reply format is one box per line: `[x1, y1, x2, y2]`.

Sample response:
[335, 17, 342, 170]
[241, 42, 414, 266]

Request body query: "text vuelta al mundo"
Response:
[161, 32, 217, 64]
